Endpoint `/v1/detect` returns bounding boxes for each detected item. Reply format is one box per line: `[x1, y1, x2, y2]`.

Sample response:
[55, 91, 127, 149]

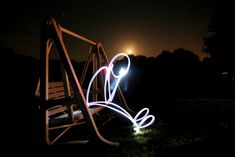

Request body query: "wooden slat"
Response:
[48, 86, 65, 93]
[36, 81, 75, 99]
[49, 81, 64, 88]
[49, 106, 67, 116]
[48, 91, 66, 99]
[36, 91, 66, 99]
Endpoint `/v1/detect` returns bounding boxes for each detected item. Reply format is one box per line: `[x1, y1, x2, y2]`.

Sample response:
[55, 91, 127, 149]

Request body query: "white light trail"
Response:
[86, 53, 155, 132]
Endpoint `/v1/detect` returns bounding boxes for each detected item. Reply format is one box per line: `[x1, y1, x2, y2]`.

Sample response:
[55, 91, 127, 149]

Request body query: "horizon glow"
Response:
[86, 53, 155, 132]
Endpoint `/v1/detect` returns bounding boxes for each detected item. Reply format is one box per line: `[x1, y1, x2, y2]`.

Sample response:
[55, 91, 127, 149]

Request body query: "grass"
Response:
[34, 98, 235, 156]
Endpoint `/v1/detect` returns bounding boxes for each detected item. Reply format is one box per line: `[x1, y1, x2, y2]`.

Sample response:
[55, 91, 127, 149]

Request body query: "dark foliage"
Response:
[203, 1, 235, 75]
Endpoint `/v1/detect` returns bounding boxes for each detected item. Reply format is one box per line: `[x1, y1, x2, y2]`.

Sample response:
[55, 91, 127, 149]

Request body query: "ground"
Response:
[29, 98, 235, 157]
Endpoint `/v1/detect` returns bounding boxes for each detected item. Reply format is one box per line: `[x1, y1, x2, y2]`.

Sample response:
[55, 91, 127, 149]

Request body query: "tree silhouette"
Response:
[203, 1, 235, 75]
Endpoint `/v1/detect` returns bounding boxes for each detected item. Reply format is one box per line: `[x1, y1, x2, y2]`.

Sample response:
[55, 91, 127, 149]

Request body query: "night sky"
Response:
[1, 0, 217, 61]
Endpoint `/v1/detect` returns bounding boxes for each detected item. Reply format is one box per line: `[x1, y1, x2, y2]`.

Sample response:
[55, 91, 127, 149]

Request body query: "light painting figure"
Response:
[86, 53, 155, 132]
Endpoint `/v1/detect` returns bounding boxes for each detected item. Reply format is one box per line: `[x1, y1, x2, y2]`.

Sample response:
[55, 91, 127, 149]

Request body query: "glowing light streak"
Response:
[86, 53, 155, 131]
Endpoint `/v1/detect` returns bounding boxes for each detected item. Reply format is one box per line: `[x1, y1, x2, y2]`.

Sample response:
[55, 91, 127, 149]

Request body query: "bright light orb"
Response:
[119, 68, 128, 76]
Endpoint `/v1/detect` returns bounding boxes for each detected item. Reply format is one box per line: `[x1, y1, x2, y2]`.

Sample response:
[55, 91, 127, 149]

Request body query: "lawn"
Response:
[33, 98, 235, 156]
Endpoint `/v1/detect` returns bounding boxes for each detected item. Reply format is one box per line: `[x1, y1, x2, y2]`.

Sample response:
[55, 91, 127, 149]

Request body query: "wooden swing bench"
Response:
[35, 81, 104, 126]
[35, 17, 131, 146]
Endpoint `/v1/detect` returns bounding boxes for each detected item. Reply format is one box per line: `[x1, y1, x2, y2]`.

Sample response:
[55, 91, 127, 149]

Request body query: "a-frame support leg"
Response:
[40, 17, 119, 146]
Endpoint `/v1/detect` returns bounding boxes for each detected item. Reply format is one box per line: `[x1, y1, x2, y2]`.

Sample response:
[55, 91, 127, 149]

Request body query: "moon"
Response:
[127, 48, 134, 55]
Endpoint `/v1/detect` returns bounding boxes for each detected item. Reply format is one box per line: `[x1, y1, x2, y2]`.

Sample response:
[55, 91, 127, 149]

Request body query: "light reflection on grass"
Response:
[132, 128, 157, 144]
